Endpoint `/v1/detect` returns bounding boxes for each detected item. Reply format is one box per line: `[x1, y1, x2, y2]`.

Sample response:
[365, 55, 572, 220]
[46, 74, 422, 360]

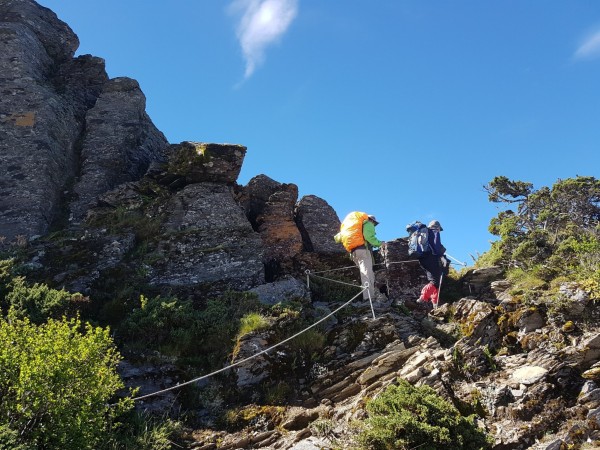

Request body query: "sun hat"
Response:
[428, 220, 443, 231]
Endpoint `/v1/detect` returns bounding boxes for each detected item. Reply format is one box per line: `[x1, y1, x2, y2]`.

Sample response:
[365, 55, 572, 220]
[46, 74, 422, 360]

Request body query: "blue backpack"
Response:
[406, 221, 430, 257]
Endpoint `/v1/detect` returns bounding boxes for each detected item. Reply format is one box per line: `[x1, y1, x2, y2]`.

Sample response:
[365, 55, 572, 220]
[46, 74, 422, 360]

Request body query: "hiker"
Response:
[416, 220, 449, 309]
[334, 211, 387, 303]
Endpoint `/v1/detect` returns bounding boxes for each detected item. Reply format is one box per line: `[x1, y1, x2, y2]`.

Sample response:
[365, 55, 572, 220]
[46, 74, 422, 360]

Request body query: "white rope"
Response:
[309, 265, 359, 274]
[129, 286, 368, 403]
[307, 272, 364, 288]
[380, 260, 420, 267]
[445, 253, 467, 267]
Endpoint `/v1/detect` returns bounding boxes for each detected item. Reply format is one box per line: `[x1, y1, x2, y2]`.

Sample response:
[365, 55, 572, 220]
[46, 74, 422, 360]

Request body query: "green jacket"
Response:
[363, 221, 382, 248]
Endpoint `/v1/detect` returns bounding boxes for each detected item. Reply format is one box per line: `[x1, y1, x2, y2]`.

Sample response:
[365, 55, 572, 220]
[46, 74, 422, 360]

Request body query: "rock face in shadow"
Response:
[236, 175, 304, 280]
[295, 194, 345, 254]
[0, 0, 166, 240]
[69, 77, 167, 223]
[151, 180, 265, 291]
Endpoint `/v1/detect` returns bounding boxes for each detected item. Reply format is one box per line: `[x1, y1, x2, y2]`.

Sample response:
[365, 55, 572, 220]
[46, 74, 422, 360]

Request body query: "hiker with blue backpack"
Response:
[406, 220, 450, 309]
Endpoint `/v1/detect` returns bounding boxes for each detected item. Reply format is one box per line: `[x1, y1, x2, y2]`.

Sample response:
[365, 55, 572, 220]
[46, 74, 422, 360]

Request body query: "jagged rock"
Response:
[70, 77, 168, 222]
[31, 229, 136, 295]
[153, 141, 247, 187]
[516, 307, 545, 333]
[0, 0, 164, 240]
[236, 174, 281, 220]
[118, 359, 181, 415]
[295, 195, 344, 254]
[96, 182, 145, 210]
[238, 176, 304, 278]
[281, 406, 321, 430]
[356, 344, 419, 386]
[233, 333, 271, 388]
[380, 238, 426, 302]
[583, 366, 600, 382]
[0, 0, 78, 63]
[462, 266, 504, 295]
[249, 276, 310, 305]
[55, 54, 108, 117]
[0, 0, 83, 239]
[257, 187, 303, 263]
[287, 437, 331, 450]
[491, 279, 511, 293]
[578, 382, 600, 409]
[149, 182, 264, 291]
[511, 365, 549, 385]
[577, 333, 600, 368]
[452, 298, 499, 347]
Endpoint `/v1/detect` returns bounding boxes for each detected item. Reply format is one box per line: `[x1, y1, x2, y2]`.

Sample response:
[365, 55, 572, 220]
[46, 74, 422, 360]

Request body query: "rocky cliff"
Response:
[2, 2, 600, 450]
[0, 0, 167, 239]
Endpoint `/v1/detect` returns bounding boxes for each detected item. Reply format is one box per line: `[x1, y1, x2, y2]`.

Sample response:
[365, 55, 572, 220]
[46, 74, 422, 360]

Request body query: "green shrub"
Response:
[0, 259, 14, 300]
[238, 312, 269, 338]
[307, 272, 361, 303]
[103, 412, 183, 450]
[4, 276, 87, 323]
[120, 291, 264, 368]
[264, 381, 292, 405]
[0, 424, 34, 450]
[0, 316, 131, 450]
[119, 295, 201, 356]
[287, 327, 326, 355]
[358, 379, 492, 450]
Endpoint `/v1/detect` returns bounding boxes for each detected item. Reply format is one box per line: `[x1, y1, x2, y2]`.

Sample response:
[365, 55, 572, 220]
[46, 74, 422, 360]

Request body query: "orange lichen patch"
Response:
[14, 112, 35, 126]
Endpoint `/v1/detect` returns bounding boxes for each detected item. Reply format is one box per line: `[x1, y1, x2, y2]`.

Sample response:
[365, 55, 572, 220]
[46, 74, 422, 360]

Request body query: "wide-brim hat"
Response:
[368, 215, 379, 225]
[428, 220, 443, 231]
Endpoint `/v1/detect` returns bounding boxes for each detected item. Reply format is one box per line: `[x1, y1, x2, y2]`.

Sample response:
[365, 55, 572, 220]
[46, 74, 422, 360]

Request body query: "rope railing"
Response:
[122, 252, 467, 404]
[124, 285, 369, 403]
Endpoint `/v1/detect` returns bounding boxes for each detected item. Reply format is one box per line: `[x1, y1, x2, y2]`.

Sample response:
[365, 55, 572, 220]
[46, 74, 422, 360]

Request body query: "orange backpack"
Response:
[336, 211, 368, 252]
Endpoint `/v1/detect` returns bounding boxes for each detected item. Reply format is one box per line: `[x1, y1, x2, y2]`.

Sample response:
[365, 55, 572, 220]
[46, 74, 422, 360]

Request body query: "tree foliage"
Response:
[481, 176, 600, 273]
[0, 316, 131, 449]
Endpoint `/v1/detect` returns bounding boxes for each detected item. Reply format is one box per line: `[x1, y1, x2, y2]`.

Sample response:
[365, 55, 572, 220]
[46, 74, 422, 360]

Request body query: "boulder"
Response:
[295, 195, 344, 254]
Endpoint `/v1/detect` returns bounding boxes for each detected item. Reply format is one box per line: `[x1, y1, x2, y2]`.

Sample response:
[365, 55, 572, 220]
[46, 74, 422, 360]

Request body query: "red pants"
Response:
[420, 282, 438, 304]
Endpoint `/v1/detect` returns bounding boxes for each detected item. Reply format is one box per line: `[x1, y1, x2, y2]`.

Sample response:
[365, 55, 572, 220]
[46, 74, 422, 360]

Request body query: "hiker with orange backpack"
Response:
[334, 211, 387, 304]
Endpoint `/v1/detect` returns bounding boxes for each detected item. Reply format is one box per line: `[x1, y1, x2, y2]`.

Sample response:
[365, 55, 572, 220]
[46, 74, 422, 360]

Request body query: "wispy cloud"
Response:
[229, 0, 298, 80]
[574, 29, 600, 61]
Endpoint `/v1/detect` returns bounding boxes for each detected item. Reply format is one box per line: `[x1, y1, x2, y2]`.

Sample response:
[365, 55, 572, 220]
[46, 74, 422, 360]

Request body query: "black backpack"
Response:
[406, 221, 430, 257]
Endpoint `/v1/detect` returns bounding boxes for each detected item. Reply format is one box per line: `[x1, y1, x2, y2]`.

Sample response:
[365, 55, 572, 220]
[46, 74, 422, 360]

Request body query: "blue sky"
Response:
[37, 0, 600, 267]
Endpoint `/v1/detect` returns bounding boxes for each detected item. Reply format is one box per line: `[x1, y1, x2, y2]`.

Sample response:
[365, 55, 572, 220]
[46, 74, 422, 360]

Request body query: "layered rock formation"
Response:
[0, 0, 167, 239]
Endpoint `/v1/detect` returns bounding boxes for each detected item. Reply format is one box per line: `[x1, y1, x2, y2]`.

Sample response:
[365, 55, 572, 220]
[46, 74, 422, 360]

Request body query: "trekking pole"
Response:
[436, 273, 443, 309]
[365, 282, 376, 319]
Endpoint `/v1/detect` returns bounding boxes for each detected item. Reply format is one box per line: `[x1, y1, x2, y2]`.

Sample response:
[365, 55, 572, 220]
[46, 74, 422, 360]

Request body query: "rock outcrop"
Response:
[70, 77, 167, 223]
[295, 195, 344, 254]
[0, 0, 166, 240]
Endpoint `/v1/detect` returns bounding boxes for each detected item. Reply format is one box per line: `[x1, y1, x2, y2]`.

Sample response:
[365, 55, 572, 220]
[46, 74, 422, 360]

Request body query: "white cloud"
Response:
[229, 0, 298, 80]
[574, 29, 600, 60]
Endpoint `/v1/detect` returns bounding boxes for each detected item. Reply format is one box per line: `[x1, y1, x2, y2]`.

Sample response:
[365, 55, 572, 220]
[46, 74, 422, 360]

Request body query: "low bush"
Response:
[358, 379, 492, 450]
[0, 316, 130, 450]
